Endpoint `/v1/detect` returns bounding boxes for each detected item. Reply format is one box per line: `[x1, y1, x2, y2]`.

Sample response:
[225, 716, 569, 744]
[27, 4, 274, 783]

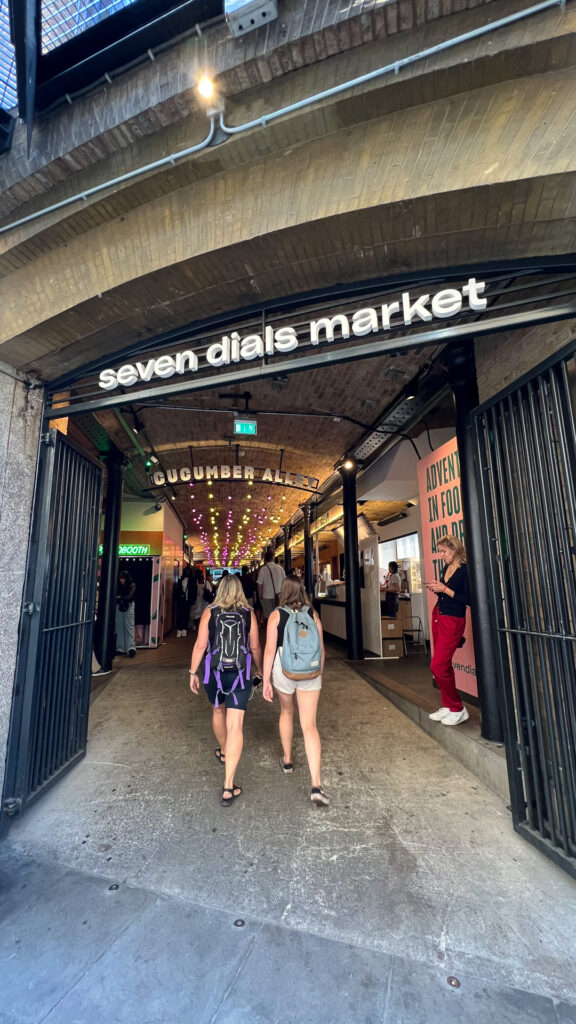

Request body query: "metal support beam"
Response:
[338, 462, 364, 661]
[94, 451, 125, 672]
[302, 506, 314, 597]
[445, 344, 504, 742]
[283, 525, 291, 574]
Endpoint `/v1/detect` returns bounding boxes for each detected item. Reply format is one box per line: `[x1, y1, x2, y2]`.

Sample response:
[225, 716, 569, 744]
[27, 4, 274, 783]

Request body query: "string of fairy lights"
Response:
[187, 480, 287, 565]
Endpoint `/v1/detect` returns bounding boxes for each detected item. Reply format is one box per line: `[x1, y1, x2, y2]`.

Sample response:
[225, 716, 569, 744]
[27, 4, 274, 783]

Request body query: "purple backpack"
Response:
[203, 608, 251, 706]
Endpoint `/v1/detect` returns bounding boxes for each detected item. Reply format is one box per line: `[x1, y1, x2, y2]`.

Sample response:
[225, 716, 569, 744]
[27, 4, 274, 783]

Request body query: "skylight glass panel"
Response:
[41, 0, 141, 54]
[0, 0, 17, 110]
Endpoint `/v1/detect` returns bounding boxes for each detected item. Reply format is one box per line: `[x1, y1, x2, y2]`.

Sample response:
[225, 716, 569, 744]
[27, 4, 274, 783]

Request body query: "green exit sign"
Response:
[234, 419, 257, 436]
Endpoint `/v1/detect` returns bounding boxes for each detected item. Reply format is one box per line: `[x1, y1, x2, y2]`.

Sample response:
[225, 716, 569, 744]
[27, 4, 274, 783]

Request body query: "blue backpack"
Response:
[279, 606, 322, 680]
[204, 608, 251, 706]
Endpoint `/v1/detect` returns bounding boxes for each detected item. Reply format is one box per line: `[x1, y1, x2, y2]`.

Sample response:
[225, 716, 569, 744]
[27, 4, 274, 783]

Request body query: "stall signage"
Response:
[98, 279, 487, 391]
[150, 465, 319, 490]
[417, 437, 477, 698]
[98, 543, 151, 556]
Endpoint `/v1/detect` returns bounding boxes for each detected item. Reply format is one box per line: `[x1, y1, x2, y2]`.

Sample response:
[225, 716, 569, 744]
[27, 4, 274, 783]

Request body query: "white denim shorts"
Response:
[272, 649, 322, 695]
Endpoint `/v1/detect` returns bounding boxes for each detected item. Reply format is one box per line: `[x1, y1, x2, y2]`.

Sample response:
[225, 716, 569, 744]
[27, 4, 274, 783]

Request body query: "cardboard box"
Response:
[382, 638, 405, 658]
[397, 600, 412, 620]
[381, 617, 403, 638]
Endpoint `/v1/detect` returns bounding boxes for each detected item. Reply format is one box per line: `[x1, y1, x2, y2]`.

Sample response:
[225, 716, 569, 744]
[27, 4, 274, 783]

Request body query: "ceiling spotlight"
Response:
[197, 76, 214, 100]
[132, 415, 145, 435]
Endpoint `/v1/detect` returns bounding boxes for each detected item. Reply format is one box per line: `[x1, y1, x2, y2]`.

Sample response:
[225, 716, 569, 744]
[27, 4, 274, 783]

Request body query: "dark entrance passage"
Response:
[474, 343, 576, 877]
[2, 431, 102, 823]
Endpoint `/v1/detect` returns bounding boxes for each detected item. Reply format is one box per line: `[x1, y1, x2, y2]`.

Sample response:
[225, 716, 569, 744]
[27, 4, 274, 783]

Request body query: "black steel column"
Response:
[283, 525, 292, 574]
[302, 506, 314, 596]
[338, 461, 364, 661]
[95, 451, 125, 672]
[446, 344, 503, 742]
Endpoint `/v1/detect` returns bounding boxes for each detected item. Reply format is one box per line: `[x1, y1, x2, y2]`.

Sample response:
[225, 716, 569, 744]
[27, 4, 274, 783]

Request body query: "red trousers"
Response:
[431, 610, 466, 711]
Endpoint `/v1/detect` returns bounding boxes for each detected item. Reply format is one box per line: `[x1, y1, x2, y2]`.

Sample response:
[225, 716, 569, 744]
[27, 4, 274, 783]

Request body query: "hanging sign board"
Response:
[416, 437, 477, 698]
[98, 279, 488, 392]
[150, 464, 319, 491]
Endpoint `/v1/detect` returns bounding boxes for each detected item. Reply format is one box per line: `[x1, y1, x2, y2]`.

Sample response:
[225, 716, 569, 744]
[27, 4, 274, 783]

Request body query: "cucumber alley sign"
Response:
[98, 279, 488, 391]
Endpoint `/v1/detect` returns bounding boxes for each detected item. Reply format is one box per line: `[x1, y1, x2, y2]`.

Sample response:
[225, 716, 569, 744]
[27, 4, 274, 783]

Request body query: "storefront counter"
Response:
[318, 598, 347, 641]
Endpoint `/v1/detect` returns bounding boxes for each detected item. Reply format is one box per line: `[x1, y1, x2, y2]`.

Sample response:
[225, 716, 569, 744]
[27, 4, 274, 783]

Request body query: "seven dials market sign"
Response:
[98, 278, 488, 391]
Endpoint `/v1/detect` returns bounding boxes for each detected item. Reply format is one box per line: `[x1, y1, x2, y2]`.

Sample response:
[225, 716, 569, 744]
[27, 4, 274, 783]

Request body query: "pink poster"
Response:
[416, 437, 477, 698]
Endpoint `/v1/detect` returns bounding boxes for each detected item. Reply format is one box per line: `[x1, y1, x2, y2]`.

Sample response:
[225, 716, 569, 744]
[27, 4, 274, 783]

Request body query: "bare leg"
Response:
[296, 689, 322, 788]
[212, 705, 227, 755]
[223, 708, 245, 797]
[276, 690, 295, 764]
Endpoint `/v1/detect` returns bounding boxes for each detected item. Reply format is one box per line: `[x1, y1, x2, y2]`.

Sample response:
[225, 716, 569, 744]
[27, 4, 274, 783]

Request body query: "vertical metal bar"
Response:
[472, 411, 526, 822]
[490, 399, 550, 835]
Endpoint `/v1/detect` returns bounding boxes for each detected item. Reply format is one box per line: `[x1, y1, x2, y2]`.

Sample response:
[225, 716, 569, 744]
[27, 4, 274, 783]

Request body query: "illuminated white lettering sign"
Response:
[98, 279, 487, 391]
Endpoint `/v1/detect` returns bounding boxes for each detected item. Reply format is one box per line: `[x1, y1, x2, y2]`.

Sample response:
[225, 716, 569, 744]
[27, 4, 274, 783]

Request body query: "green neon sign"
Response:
[234, 419, 257, 436]
[98, 544, 151, 556]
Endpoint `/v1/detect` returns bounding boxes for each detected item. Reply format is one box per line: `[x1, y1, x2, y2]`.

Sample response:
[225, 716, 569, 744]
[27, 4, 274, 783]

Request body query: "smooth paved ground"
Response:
[1, 639, 576, 1023]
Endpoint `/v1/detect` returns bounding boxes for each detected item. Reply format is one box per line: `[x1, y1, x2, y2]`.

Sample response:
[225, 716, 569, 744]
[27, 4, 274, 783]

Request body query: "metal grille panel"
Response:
[474, 348, 576, 874]
[2, 431, 102, 819]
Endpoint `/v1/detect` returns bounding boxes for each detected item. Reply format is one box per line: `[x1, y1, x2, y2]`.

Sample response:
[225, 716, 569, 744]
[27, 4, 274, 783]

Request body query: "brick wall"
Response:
[475, 319, 576, 404]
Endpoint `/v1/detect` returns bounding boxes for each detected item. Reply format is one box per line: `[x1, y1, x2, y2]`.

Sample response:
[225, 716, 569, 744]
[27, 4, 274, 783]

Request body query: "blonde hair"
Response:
[213, 574, 247, 611]
[437, 534, 467, 564]
[278, 576, 311, 610]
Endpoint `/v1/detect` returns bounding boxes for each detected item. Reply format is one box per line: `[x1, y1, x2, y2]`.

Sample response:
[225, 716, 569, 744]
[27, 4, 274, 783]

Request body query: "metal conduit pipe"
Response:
[218, 0, 565, 136]
[0, 0, 564, 237]
[0, 116, 216, 236]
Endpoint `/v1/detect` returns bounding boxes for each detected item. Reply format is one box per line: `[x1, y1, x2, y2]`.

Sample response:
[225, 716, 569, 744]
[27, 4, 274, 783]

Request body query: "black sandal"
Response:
[311, 787, 330, 807]
[280, 757, 293, 774]
[221, 784, 242, 806]
[215, 747, 225, 764]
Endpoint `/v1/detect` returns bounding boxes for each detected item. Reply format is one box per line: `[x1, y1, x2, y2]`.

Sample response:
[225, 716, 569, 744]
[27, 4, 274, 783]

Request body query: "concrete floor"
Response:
[1, 638, 576, 1023]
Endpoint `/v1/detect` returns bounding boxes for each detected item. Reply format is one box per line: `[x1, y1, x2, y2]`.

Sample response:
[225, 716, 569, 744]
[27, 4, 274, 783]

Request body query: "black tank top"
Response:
[276, 604, 314, 647]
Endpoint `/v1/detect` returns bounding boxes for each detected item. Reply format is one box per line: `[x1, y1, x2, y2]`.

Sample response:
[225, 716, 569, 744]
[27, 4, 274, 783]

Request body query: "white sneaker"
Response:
[181, 630, 187, 637]
[441, 708, 469, 726]
[429, 707, 451, 721]
[176, 630, 182, 637]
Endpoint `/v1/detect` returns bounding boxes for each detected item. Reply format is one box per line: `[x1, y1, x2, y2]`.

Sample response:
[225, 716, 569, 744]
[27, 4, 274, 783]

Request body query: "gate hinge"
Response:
[2, 797, 22, 818]
[23, 602, 39, 616]
[41, 432, 55, 446]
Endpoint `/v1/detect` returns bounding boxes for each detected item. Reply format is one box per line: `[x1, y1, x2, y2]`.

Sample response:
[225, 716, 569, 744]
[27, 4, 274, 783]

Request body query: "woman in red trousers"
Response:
[426, 535, 471, 726]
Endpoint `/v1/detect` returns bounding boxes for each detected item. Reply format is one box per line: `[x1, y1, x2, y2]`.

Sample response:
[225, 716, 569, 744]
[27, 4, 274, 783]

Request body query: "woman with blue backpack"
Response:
[262, 576, 329, 806]
[189, 574, 266, 806]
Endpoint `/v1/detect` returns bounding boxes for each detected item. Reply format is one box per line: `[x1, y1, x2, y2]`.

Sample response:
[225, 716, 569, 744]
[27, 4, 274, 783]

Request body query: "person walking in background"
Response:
[189, 574, 265, 805]
[240, 565, 256, 607]
[115, 569, 136, 658]
[174, 564, 197, 637]
[188, 567, 207, 634]
[262, 576, 329, 806]
[257, 548, 285, 621]
[426, 535, 471, 726]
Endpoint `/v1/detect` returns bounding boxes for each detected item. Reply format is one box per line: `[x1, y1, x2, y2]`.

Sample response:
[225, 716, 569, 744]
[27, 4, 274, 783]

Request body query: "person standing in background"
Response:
[175, 565, 197, 637]
[426, 535, 471, 727]
[382, 561, 401, 618]
[115, 569, 136, 657]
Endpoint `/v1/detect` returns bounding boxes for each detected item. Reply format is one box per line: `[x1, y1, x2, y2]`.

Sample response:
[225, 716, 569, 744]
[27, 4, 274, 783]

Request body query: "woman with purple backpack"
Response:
[189, 575, 266, 806]
[263, 576, 329, 806]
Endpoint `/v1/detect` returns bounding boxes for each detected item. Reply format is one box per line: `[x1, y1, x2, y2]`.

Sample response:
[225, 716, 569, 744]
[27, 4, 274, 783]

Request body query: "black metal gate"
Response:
[2, 430, 102, 822]
[474, 344, 576, 876]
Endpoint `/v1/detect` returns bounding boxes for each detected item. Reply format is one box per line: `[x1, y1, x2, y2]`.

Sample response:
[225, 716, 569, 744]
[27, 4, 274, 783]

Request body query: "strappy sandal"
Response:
[280, 757, 293, 774]
[221, 784, 242, 806]
[214, 747, 225, 764]
[311, 787, 330, 807]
